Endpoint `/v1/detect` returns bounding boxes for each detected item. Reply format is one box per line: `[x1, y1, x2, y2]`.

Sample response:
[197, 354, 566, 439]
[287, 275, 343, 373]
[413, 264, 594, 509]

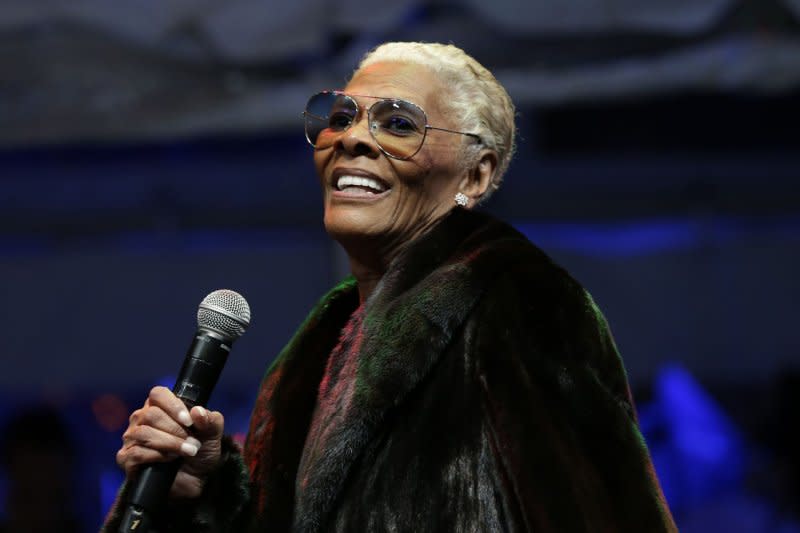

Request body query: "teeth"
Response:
[336, 175, 387, 192]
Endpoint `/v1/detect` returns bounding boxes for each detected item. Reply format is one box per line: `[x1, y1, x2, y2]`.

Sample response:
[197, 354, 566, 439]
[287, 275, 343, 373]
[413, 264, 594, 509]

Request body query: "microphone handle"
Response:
[118, 455, 183, 532]
[118, 330, 232, 533]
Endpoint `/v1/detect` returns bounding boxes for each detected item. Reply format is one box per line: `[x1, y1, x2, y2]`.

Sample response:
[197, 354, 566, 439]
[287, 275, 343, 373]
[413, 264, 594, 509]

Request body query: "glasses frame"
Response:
[303, 90, 483, 160]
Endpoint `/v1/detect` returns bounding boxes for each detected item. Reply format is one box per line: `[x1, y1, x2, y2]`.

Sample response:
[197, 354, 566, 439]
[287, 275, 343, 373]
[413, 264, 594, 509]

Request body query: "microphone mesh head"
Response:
[197, 289, 251, 339]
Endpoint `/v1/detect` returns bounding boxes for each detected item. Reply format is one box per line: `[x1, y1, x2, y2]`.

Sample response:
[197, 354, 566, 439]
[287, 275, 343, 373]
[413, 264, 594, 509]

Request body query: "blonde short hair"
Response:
[354, 42, 516, 200]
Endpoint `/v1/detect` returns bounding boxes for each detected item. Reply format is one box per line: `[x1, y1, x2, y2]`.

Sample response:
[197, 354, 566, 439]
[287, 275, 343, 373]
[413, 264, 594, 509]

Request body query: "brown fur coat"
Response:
[105, 207, 676, 532]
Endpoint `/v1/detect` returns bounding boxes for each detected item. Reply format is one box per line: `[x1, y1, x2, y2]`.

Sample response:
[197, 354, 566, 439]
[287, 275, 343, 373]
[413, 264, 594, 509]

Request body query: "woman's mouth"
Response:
[333, 175, 391, 198]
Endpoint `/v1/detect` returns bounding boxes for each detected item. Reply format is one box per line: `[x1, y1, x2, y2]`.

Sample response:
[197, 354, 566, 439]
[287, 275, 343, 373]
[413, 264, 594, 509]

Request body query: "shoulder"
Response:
[445, 210, 600, 345]
[450, 210, 578, 294]
[428, 208, 620, 372]
[469, 222, 590, 327]
[467, 227, 634, 412]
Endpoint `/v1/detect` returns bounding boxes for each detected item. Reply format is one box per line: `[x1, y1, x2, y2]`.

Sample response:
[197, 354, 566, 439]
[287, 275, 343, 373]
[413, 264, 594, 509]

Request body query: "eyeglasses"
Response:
[303, 90, 482, 160]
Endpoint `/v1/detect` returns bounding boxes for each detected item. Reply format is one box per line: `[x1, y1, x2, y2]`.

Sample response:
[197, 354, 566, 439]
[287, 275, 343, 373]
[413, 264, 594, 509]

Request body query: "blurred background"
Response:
[1, 0, 799, 531]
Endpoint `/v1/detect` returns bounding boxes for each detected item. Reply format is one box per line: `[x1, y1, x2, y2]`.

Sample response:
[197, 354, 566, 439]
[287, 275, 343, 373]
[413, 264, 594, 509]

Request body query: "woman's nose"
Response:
[335, 116, 381, 158]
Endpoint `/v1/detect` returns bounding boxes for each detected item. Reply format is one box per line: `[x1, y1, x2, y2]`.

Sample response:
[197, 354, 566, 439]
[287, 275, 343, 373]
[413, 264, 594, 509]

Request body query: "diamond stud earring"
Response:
[454, 192, 469, 207]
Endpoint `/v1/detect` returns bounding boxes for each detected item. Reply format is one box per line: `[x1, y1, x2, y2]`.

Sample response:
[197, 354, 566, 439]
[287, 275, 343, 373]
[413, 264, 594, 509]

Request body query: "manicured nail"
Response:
[181, 438, 201, 457]
[178, 410, 192, 427]
[195, 406, 207, 420]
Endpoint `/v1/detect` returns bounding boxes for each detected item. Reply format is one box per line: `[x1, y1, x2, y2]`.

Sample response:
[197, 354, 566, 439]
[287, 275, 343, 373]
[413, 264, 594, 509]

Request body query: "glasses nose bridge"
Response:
[332, 96, 382, 156]
[341, 97, 380, 140]
[345, 96, 377, 131]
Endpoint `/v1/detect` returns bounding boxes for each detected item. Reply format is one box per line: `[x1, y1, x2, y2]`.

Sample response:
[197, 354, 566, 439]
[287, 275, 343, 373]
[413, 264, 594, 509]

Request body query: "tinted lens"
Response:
[368, 99, 427, 159]
[304, 92, 357, 148]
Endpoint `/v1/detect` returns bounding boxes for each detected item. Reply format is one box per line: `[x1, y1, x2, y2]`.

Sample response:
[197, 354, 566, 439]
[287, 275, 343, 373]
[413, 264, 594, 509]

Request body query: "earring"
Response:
[454, 192, 469, 207]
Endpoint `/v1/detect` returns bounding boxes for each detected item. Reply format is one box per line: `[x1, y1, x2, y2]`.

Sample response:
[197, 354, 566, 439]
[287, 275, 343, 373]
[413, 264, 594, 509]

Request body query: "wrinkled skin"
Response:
[315, 61, 495, 300]
[115, 386, 225, 499]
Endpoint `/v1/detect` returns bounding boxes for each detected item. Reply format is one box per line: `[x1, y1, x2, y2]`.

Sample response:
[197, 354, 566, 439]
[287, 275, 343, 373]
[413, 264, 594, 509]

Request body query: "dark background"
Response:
[1, 1, 799, 531]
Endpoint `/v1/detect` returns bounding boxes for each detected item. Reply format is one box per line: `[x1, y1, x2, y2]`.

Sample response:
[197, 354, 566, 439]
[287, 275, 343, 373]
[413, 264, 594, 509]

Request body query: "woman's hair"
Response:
[355, 42, 516, 201]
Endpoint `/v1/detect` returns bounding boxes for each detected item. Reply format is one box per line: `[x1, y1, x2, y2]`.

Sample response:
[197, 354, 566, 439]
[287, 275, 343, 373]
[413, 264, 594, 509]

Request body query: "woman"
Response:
[105, 42, 676, 532]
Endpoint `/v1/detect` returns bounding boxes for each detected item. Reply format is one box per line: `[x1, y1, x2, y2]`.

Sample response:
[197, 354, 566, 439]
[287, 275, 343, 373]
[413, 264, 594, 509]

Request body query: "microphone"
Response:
[118, 289, 251, 533]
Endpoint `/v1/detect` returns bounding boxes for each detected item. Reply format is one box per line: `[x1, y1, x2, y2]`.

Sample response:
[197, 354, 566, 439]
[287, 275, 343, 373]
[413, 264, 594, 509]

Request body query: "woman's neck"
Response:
[349, 261, 383, 303]
[335, 234, 407, 303]
[340, 242, 394, 303]
[334, 213, 448, 302]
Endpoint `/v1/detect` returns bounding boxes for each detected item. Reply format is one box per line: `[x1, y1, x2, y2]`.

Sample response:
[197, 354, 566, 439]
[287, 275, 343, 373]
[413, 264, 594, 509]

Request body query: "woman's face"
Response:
[313, 61, 469, 256]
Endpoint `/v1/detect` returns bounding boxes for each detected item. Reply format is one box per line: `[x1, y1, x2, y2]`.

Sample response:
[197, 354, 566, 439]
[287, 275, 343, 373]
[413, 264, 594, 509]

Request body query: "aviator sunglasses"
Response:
[303, 90, 482, 160]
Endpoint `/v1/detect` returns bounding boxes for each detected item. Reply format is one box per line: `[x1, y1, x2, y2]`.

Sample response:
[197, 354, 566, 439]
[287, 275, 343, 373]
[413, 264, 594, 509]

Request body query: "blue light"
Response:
[639, 363, 745, 514]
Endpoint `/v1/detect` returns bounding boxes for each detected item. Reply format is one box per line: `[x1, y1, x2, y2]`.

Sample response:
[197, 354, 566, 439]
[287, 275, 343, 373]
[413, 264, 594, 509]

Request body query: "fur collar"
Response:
[244, 207, 535, 532]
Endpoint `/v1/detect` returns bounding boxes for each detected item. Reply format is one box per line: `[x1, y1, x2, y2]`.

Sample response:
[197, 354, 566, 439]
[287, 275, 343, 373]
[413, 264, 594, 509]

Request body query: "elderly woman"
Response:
[105, 42, 676, 532]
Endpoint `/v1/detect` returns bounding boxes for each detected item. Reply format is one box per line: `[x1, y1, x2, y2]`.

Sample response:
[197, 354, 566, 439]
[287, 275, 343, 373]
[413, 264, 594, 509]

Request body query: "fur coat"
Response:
[105, 207, 676, 532]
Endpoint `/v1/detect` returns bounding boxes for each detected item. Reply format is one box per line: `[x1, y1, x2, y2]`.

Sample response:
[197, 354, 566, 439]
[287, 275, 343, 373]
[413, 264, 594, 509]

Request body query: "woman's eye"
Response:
[383, 115, 417, 134]
[328, 112, 353, 130]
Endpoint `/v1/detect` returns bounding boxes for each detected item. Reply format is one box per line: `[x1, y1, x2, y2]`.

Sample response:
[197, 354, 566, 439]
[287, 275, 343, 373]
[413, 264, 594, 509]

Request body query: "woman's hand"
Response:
[116, 386, 225, 499]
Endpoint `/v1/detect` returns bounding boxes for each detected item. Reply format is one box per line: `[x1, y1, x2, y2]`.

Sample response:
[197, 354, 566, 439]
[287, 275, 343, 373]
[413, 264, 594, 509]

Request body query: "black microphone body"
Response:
[118, 290, 250, 533]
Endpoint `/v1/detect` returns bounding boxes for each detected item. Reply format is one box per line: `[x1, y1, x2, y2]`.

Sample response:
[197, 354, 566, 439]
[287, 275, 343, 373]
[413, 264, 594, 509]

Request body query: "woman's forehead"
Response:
[346, 62, 445, 110]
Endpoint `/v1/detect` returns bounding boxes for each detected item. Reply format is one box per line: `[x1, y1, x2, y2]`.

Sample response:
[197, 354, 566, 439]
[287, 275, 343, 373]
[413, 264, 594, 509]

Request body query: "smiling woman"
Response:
[311, 59, 500, 296]
[103, 42, 677, 533]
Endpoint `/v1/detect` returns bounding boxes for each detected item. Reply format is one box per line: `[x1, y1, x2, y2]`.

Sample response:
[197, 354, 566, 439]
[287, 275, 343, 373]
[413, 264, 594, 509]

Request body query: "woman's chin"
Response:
[323, 211, 384, 244]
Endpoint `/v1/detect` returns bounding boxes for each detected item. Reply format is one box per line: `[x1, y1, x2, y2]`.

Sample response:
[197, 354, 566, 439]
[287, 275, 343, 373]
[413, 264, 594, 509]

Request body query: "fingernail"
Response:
[178, 410, 192, 427]
[181, 439, 200, 457]
[195, 406, 207, 420]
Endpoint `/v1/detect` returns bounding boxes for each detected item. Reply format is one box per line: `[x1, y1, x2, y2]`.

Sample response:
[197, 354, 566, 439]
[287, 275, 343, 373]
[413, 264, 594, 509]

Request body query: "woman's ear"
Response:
[458, 149, 498, 206]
